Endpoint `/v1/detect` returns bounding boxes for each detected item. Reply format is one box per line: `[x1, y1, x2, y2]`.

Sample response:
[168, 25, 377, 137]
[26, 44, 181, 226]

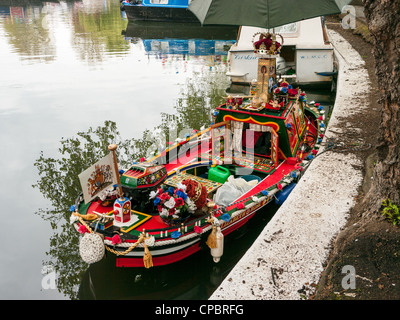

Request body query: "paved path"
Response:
[209, 29, 371, 300]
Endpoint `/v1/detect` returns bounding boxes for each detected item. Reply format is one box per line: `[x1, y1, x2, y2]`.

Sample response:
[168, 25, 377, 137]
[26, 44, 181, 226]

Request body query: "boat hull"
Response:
[114, 196, 271, 267]
[73, 88, 323, 268]
[124, 5, 199, 22]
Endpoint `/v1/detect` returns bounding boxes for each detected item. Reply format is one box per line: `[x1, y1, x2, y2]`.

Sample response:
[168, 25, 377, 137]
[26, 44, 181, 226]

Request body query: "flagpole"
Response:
[108, 144, 122, 197]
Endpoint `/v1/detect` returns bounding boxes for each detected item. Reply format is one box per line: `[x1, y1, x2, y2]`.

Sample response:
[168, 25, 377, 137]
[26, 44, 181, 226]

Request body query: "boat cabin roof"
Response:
[121, 163, 167, 189]
[217, 98, 298, 120]
[232, 17, 331, 52]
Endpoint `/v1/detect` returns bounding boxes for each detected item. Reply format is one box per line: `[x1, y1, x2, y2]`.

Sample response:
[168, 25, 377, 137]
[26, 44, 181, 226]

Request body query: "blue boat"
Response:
[122, 0, 199, 23]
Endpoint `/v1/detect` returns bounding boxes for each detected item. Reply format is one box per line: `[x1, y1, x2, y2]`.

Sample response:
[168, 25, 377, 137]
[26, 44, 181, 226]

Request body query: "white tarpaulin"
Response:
[78, 153, 118, 204]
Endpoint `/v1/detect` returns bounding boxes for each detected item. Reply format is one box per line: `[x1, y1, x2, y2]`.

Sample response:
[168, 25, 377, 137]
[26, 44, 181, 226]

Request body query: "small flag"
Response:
[78, 153, 118, 204]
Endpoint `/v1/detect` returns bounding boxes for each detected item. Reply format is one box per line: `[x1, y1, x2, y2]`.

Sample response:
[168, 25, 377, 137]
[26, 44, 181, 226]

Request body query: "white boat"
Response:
[226, 17, 336, 94]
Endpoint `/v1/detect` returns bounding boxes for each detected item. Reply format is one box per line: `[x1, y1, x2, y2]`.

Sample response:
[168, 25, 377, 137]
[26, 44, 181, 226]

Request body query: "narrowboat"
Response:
[121, 0, 199, 23]
[71, 32, 325, 268]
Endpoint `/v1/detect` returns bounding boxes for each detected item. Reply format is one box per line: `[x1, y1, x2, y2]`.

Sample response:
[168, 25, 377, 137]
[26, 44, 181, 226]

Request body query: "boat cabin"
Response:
[121, 163, 167, 190]
[211, 85, 308, 175]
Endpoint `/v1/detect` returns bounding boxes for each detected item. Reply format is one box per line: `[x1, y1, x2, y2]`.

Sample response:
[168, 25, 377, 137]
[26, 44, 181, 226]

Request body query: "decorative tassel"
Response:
[206, 226, 217, 249]
[143, 244, 153, 269]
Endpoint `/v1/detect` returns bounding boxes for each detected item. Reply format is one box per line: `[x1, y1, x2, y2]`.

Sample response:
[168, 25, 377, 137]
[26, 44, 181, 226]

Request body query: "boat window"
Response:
[293, 101, 305, 132]
[240, 123, 274, 157]
[211, 121, 231, 161]
[232, 121, 244, 155]
[242, 130, 271, 156]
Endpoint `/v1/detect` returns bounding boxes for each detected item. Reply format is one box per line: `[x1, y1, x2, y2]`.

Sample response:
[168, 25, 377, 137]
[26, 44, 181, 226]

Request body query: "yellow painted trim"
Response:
[121, 210, 152, 233]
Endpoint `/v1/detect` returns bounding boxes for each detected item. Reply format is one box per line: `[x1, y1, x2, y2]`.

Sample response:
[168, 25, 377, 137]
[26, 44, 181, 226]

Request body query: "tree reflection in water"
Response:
[33, 68, 229, 299]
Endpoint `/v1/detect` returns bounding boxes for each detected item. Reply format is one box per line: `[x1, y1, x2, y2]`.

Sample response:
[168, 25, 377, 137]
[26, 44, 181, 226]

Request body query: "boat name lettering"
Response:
[233, 54, 258, 60]
[299, 54, 328, 60]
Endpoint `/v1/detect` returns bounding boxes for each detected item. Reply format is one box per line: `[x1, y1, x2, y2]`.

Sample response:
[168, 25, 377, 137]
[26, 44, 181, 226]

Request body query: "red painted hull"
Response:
[115, 200, 265, 267]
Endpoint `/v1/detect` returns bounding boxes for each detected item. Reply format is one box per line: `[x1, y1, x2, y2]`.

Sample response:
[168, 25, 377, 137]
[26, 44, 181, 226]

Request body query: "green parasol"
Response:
[188, 0, 352, 29]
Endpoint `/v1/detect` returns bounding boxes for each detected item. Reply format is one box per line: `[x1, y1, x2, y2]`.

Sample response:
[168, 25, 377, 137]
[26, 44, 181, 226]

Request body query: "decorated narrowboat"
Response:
[71, 32, 326, 268]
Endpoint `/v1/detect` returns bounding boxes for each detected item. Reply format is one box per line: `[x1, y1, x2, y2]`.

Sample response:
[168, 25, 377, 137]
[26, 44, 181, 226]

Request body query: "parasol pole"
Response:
[108, 144, 123, 197]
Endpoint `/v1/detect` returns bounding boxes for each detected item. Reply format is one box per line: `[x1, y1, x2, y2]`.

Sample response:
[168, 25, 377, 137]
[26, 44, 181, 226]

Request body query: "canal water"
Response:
[0, 0, 335, 300]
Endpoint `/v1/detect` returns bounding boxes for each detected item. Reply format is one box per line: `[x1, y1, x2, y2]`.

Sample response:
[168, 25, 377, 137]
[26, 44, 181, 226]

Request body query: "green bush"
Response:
[381, 199, 400, 226]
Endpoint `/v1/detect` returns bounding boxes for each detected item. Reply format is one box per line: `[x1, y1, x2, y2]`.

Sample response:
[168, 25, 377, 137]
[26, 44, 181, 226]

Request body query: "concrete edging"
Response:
[209, 29, 371, 300]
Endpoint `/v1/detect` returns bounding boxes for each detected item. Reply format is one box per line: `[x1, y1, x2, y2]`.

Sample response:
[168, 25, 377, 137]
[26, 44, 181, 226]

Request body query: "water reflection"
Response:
[71, 0, 130, 63]
[33, 65, 232, 299]
[0, 2, 57, 63]
[0, 0, 129, 64]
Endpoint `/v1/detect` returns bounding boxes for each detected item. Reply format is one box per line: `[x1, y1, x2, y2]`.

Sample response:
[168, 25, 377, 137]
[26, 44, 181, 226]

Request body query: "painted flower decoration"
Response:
[280, 81, 289, 87]
[288, 88, 299, 96]
[160, 208, 169, 218]
[194, 226, 203, 234]
[174, 197, 184, 207]
[154, 197, 161, 205]
[149, 190, 158, 199]
[145, 235, 155, 247]
[154, 186, 193, 224]
[164, 197, 176, 209]
[236, 203, 245, 210]
[159, 192, 170, 201]
[171, 231, 181, 239]
[176, 190, 187, 200]
[221, 213, 231, 222]
[176, 183, 187, 192]
[78, 225, 89, 234]
[111, 234, 122, 245]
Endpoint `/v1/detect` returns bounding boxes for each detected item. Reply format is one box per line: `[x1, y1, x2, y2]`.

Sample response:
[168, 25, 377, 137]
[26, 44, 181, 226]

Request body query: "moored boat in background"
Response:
[122, 0, 199, 23]
[71, 32, 326, 268]
[226, 17, 337, 95]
